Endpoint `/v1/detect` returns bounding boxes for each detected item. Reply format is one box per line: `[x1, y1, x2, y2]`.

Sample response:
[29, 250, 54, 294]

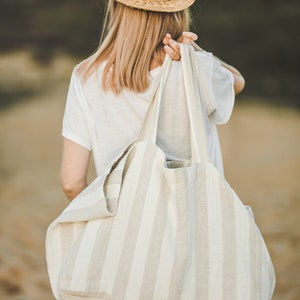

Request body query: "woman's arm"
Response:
[163, 32, 245, 95]
[215, 59, 245, 95]
[191, 42, 245, 95]
[60, 138, 90, 201]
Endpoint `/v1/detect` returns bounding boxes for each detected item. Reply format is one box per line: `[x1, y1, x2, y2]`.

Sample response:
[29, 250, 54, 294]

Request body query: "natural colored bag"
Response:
[46, 45, 276, 300]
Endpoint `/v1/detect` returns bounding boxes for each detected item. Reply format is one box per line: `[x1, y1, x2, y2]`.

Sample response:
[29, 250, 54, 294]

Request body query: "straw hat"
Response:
[116, 0, 195, 12]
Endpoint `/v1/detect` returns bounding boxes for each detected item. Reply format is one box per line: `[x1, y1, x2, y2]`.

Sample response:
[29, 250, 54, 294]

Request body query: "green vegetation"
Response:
[0, 0, 299, 107]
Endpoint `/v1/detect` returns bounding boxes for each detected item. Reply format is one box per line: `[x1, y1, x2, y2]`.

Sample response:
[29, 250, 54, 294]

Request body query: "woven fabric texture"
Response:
[116, 0, 195, 12]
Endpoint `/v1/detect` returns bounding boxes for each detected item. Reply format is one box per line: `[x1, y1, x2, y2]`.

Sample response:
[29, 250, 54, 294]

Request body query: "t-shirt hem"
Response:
[62, 130, 92, 151]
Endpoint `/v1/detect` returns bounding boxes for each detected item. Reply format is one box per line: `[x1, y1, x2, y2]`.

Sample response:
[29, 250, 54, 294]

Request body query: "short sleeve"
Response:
[62, 69, 92, 151]
[210, 59, 235, 124]
[196, 52, 235, 125]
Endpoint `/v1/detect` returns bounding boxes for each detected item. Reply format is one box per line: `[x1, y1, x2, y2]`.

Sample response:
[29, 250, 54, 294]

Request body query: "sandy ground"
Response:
[0, 52, 299, 299]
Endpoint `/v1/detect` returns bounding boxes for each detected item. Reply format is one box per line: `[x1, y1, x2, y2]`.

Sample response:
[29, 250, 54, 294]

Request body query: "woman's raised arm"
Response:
[163, 32, 245, 95]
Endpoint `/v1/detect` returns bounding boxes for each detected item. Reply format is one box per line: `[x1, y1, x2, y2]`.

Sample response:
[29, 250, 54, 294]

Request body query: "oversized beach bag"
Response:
[46, 45, 276, 300]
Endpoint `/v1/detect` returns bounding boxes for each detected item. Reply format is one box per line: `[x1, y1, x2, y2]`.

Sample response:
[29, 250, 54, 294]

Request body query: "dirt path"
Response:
[0, 55, 299, 299]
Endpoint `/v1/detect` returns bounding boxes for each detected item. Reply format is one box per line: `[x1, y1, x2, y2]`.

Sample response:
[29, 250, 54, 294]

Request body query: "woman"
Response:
[46, 1, 280, 299]
[60, 0, 245, 201]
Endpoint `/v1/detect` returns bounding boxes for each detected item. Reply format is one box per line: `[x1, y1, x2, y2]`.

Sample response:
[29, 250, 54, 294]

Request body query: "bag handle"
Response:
[137, 55, 172, 144]
[138, 45, 210, 164]
[181, 44, 210, 164]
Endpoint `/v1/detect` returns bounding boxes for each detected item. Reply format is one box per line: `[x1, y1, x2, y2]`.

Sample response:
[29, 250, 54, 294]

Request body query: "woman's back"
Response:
[62, 51, 234, 177]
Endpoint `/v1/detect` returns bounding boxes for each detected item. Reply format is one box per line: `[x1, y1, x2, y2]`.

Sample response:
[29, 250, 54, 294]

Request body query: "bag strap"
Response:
[138, 45, 210, 165]
[137, 55, 172, 143]
[181, 44, 210, 164]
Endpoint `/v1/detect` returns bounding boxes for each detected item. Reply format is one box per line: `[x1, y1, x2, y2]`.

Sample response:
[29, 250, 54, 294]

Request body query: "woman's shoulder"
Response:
[70, 59, 106, 90]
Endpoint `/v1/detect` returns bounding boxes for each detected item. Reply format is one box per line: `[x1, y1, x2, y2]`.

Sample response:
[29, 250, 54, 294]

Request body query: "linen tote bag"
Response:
[46, 45, 276, 300]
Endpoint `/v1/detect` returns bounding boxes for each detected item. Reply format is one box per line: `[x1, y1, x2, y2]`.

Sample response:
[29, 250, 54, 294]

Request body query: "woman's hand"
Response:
[163, 32, 245, 94]
[163, 32, 198, 61]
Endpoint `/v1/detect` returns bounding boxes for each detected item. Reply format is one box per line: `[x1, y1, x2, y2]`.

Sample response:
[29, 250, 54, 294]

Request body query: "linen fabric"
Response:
[46, 45, 275, 300]
[62, 50, 234, 176]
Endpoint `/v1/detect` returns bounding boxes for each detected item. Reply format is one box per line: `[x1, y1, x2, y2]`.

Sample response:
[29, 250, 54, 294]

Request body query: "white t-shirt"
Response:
[62, 51, 234, 176]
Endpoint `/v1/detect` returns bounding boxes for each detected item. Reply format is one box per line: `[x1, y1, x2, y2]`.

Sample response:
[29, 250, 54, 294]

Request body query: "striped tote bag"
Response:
[46, 45, 276, 300]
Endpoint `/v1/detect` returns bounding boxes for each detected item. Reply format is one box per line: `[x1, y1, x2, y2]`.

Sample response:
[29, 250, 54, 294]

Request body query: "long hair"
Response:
[77, 0, 190, 94]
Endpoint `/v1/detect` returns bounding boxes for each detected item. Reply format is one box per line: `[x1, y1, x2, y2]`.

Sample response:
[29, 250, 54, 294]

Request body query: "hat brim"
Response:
[116, 0, 195, 12]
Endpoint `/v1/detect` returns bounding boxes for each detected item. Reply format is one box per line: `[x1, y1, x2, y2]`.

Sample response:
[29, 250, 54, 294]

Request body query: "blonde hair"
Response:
[78, 0, 190, 94]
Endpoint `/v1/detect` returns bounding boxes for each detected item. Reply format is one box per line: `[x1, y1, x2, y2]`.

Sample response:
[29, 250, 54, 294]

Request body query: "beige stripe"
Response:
[167, 168, 189, 300]
[257, 234, 265, 299]
[220, 181, 237, 299]
[207, 167, 223, 299]
[194, 164, 209, 298]
[112, 145, 159, 299]
[59, 222, 85, 294]
[123, 151, 164, 299]
[248, 215, 257, 300]
[261, 242, 269, 299]
[85, 219, 114, 294]
[105, 168, 123, 208]
[69, 221, 103, 292]
[138, 177, 169, 299]
[60, 223, 73, 259]
[47, 225, 64, 296]
[268, 259, 276, 299]
[180, 167, 196, 299]
[235, 200, 251, 299]
[98, 144, 147, 295]
[72, 222, 86, 244]
[152, 171, 177, 300]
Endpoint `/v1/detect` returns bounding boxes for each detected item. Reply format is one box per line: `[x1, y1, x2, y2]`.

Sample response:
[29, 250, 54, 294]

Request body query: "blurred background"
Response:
[0, 0, 299, 299]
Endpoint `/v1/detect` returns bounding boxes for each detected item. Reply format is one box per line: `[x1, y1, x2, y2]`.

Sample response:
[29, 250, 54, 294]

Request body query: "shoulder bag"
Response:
[46, 44, 276, 300]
